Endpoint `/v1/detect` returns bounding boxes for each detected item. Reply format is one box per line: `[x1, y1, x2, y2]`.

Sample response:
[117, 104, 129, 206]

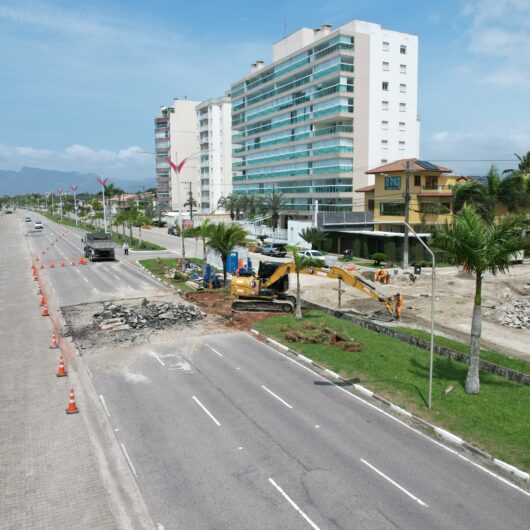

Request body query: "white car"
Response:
[25, 216, 31, 222]
[298, 249, 334, 266]
[34, 221, 44, 230]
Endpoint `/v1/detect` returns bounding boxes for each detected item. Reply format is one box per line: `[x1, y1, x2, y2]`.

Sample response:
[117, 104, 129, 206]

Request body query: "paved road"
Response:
[21, 213, 530, 529]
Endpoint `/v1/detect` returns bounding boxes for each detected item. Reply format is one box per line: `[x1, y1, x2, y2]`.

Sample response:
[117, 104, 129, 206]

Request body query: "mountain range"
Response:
[0, 167, 155, 195]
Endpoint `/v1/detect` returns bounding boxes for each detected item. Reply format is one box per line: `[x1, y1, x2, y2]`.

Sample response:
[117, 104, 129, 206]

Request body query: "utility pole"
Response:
[71, 185, 78, 227]
[403, 160, 413, 270]
[184, 181, 194, 222]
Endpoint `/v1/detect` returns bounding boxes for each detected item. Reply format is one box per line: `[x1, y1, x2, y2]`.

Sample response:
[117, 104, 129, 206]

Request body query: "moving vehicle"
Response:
[82, 232, 116, 261]
[231, 261, 403, 318]
[168, 226, 177, 236]
[34, 221, 43, 230]
[261, 243, 287, 257]
[25, 216, 31, 222]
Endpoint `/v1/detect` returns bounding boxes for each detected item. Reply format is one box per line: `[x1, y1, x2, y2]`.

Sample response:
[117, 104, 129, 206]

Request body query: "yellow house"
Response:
[356, 158, 471, 232]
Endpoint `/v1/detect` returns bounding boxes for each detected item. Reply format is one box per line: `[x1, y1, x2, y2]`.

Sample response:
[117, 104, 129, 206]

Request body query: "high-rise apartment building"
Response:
[154, 98, 200, 212]
[230, 20, 419, 219]
[196, 95, 232, 214]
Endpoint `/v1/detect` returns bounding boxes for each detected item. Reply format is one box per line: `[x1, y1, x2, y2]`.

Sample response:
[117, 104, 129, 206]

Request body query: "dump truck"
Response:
[82, 232, 116, 261]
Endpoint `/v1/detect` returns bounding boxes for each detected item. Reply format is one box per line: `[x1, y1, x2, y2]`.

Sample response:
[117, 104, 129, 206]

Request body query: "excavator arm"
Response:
[263, 263, 402, 318]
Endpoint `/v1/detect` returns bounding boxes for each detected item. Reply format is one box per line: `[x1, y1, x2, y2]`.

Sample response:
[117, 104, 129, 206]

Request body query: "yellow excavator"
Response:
[231, 261, 403, 319]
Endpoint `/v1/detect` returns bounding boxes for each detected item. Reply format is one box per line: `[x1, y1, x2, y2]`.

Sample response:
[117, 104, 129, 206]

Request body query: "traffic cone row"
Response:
[57, 356, 67, 377]
[66, 388, 79, 414]
[40, 295, 46, 306]
[41, 305, 49, 317]
[49, 330, 58, 348]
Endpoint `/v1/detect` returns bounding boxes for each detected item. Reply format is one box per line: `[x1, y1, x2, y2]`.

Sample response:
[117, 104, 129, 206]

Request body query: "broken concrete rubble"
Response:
[93, 299, 205, 331]
[484, 292, 530, 330]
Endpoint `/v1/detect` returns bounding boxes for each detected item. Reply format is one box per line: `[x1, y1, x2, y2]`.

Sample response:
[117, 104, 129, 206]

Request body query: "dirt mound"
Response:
[282, 322, 362, 352]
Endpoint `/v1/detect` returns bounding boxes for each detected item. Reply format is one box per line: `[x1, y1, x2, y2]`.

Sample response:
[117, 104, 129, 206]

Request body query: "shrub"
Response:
[370, 252, 387, 265]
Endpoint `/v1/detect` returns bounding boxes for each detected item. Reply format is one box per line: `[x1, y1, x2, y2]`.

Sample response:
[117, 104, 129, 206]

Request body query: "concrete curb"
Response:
[249, 328, 530, 487]
[135, 260, 180, 292]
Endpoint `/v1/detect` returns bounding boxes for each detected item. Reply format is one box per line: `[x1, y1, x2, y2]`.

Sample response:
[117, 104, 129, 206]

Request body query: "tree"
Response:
[197, 219, 214, 259]
[217, 194, 240, 220]
[503, 150, 530, 175]
[498, 171, 530, 214]
[241, 194, 260, 219]
[134, 213, 148, 246]
[430, 205, 530, 394]
[292, 249, 326, 319]
[260, 190, 288, 230]
[299, 227, 328, 250]
[206, 222, 249, 285]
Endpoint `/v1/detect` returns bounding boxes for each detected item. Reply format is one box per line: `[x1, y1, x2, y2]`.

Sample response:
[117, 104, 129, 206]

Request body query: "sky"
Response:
[0, 0, 529, 185]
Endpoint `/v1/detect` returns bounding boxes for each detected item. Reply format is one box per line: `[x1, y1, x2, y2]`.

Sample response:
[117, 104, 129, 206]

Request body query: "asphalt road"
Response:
[20, 212, 530, 529]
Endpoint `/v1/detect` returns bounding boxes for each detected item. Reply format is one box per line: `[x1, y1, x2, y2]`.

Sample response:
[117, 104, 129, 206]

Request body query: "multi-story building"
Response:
[230, 20, 419, 221]
[196, 95, 232, 214]
[154, 98, 200, 212]
[357, 158, 472, 232]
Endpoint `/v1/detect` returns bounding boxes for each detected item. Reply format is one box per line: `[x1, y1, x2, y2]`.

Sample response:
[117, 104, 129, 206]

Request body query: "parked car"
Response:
[25, 216, 31, 222]
[298, 249, 334, 267]
[34, 221, 44, 230]
[261, 243, 287, 257]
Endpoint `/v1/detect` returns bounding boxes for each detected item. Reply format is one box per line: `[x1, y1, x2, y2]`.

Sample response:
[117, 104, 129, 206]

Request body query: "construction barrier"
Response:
[65, 388, 79, 414]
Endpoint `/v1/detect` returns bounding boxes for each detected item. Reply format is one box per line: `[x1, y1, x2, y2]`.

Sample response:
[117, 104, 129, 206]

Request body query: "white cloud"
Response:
[0, 143, 153, 178]
[462, 0, 530, 86]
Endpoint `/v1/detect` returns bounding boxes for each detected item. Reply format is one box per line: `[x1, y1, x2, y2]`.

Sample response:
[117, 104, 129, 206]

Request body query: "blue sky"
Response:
[0, 0, 529, 183]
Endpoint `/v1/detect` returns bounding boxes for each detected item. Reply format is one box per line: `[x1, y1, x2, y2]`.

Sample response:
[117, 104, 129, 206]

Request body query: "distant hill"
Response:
[0, 167, 155, 195]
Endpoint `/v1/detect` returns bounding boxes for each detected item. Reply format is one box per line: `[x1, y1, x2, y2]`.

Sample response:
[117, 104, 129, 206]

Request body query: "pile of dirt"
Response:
[282, 322, 362, 352]
[185, 290, 233, 319]
[93, 298, 205, 332]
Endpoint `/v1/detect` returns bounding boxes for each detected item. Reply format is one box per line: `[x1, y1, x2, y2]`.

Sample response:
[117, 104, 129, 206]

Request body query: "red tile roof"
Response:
[355, 184, 375, 192]
[366, 158, 452, 174]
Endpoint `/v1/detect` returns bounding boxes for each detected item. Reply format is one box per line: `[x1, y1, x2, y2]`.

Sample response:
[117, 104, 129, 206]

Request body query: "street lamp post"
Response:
[71, 185, 78, 227]
[58, 189, 64, 220]
[96, 177, 109, 233]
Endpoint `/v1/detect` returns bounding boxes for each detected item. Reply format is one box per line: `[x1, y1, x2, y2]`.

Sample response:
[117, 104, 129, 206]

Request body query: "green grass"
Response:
[395, 327, 530, 377]
[139, 258, 210, 291]
[254, 310, 530, 472]
[41, 212, 165, 251]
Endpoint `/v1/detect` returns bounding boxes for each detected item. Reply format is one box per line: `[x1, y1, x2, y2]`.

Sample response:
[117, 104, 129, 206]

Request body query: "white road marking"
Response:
[261, 385, 293, 409]
[150, 351, 166, 366]
[205, 344, 223, 357]
[99, 395, 111, 417]
[83, 276, 89, 283]
[113, 274, 121, 281]
[84, 363, 93, 378]
[360, 459, 428, 507]
[192, 395, 221, 426]
[268, 478, 320, 530]
[127, 283, 134, 290]
[258, 339, 530, 498]
[120, 443, 137, 477]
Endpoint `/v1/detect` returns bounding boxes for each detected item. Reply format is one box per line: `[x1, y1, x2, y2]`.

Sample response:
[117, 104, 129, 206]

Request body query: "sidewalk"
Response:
[0, 215, 116, 529]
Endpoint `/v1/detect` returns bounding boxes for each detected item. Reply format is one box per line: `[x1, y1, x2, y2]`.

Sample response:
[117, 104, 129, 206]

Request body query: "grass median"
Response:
[254, 310, 530, 472]
[139, 257, 208, 291]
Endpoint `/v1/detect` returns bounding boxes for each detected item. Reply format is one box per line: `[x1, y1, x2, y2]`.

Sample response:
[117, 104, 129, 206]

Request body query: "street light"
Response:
[322, 219, 436, 409]
[96, 177, 109, 233]
[71, 185, 78, 227]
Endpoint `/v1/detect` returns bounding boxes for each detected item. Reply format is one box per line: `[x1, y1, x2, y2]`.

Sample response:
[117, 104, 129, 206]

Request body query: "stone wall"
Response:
[302, 300, 530, 387]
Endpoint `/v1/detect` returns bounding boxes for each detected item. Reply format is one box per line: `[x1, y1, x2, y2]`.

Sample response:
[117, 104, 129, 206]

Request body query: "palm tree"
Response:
[206, 222, 249, 285]
[134, 213, 148, 246]
[299, 227, 328, 250]
[498, 171, 530, 214]
[197, 219, 214, 259]
[260, 190, 288, 230]
[292, 249, 326, 319]
[217, 194, 240, 220]
[430, 205, 530, 394]
[503, 150, 530, 175]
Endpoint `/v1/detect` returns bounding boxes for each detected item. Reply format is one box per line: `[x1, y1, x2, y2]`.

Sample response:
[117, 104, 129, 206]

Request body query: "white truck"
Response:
[82, 233, 116, 261]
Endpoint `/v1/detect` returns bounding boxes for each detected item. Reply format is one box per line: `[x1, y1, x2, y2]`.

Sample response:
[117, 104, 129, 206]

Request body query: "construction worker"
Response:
[395, 292, 404, 319]
[375, 269, 388, 284]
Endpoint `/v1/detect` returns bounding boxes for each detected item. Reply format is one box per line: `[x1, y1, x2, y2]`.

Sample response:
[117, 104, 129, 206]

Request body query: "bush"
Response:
[370, 252, 387, 265]
[173, 271, 189, 281]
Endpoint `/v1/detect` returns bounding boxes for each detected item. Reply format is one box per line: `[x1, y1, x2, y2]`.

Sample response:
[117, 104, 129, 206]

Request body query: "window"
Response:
[399, 121, 406, 130]
[382, 81, 389, 91]
[382, 61, 389, 71]
[383, 41, 389, 51]
[400, 45, 407, 54]
[382, 100, 389, 110]
[380, 202, 405, 216]
[399, 141, 405, 150]
[381, 159, 388, 164]
[400, 64, 407, 74]
[414, 175, 421, 187]
[381, 139, 388, 148]
[384, 176, 401, 190]
[400, 83, 406, 93]
[399, 103, 406, 112]
[381, 120, 388, 130]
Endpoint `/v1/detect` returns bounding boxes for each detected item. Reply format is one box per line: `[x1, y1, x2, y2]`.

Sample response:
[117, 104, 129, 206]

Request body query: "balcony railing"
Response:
[421, 184, 453, 191]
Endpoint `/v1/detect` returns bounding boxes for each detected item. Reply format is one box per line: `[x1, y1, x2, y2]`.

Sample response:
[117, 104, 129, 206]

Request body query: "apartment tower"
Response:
[154, 98, 200, 212]
[196, 95, 232, 214]
[230, 20, 419, 219]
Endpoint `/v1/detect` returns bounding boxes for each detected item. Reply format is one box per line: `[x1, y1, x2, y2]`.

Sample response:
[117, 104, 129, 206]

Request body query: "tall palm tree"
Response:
[260, 190, 288, 230]
[206, 222, 249, 285]
[292, 249, 326, 319]
[430, 205, 530, 394]
[197, 219, 214, 259]
[217, 194, 241, 221]
[498, 171, 530, 214]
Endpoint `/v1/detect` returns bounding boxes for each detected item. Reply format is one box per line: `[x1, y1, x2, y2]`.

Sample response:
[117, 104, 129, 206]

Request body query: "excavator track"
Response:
[231, 300, 294, 313]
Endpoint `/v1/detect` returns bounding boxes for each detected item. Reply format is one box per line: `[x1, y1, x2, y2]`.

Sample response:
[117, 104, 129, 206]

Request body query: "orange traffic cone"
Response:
[209, 279, 213, 289]
[65, 388, 79, 414]
[33, 274, 38, 281]
[50, 262, 55, 268]
[60, 260, 65, 267]
[40, 295, 46, 306]
[40, 263, 44, 269]
[56, 356, 67, 377]
[41, 305, 49, 317]
[35, 256, 40, 261]
[49, 330, 58, 349]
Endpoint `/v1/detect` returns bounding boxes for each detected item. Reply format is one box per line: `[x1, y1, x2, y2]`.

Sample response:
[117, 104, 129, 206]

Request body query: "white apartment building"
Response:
[154, 98, 200, 212]
[196, 95, 232, 214]
[230, 20, 419, 218]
